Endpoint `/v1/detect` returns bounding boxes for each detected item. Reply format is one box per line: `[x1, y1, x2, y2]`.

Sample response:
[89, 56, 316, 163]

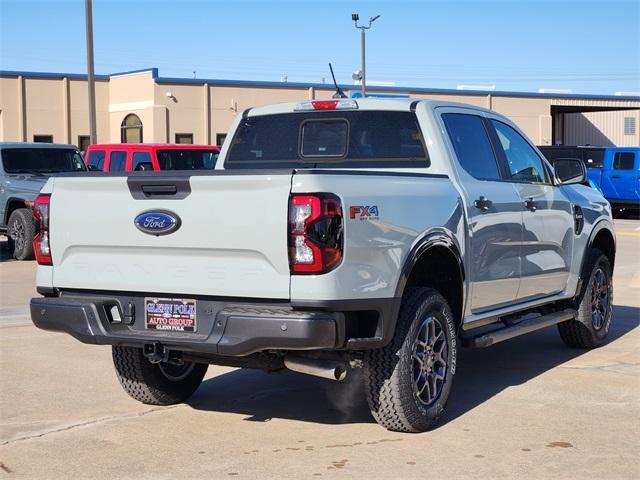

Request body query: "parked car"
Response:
[539, 145, 639, 216]
[30, 99, 615, 433]
[84, 144, 220, 172]
[0, 143, 86, 260]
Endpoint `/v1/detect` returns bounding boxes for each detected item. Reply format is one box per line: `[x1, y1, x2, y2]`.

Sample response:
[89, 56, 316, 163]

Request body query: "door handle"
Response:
[524, 198, 537, 212]
[474, 196, 492, 212]
[611, 175, 621, 179]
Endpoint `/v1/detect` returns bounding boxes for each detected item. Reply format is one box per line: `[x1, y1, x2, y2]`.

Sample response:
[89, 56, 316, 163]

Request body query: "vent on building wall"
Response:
[624, 117, 636, 136]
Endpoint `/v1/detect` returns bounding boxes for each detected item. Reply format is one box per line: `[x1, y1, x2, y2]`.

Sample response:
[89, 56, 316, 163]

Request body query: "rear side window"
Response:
[613, 152, 635, 170]
[87, 150, 105, 171]
[109, 151, 127, 172]
[132, 152, 153, 171]
[225, 111, 429, 169]
[442, 113, 501, 181]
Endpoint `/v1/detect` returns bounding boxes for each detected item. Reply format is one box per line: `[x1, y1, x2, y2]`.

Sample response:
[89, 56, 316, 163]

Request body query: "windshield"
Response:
[156, 149, 218, 170]
[1, 148, 86, 174]
[225, 111, 429, 169]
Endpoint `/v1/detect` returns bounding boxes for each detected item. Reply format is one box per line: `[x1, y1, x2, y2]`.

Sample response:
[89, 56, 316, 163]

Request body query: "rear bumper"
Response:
[30, 292, 400, 356]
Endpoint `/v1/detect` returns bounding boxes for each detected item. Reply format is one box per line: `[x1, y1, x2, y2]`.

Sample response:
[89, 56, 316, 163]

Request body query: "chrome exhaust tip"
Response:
[284, 355, 347, 381]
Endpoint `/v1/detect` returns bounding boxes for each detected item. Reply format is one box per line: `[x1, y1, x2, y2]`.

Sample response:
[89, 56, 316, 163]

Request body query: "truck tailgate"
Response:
[49, 173, 293, 299]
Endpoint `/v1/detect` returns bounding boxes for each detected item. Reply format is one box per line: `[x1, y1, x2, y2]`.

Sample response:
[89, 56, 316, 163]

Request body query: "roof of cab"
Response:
[0, 142, 78, 149]
[86, 143, 220, 150]
[247, 98, 495, 117]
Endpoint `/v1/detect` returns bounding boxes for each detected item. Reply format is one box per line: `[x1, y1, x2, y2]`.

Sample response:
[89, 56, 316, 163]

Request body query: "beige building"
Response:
[1, 68, 638, 150]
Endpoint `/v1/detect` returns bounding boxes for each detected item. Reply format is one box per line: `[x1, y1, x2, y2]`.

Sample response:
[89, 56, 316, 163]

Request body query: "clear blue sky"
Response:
[1, 0, 638, 94]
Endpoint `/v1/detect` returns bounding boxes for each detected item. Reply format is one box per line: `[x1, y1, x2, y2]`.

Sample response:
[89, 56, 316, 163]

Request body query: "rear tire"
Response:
[112, 346, 208, 405]
[557, 249, 613, 349]
[7, 208, 36, 261]
[363, 287, 457, 433]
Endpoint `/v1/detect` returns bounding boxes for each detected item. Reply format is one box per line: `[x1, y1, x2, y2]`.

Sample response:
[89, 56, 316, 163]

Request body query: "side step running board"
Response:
[463, 309, 577, 348]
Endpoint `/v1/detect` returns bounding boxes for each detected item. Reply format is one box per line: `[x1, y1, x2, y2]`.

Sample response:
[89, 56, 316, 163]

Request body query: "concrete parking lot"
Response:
[1, 220, 638, 479]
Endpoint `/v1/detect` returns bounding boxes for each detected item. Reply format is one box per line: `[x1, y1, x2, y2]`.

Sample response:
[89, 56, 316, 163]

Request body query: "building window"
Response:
[216, 133, 227, 146]
[624, 117, 636, 136]
[33, 135, 53, 143]
[121, 114, 143, 143]
[175, 133, 193, 144]
[78, 135, 90, 153]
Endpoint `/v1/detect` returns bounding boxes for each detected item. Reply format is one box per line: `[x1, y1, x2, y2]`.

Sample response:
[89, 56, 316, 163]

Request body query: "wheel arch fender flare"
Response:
[574, 218, 616, 300]
[4, 197, 31, 225]
[585, 218, 616, 268]
[394, 228, 466, 300]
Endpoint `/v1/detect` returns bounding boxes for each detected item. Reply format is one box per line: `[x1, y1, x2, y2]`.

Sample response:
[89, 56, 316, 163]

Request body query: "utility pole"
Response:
[85, 0, 97, 145]
[352, 13, 380, 97]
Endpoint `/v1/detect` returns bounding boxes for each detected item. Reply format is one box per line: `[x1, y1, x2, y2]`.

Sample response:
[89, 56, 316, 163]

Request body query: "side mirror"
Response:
[86, 164, 101, 171]
[554, 158, 586, 185]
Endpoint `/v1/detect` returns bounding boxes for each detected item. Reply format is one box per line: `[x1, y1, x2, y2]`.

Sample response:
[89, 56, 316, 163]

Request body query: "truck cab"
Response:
[85, 144, 220, 172]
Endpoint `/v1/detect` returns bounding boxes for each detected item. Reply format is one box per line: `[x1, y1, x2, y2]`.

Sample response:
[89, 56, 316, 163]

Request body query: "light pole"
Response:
[352, 13, 380, 97]
[85, 0, 97, 145]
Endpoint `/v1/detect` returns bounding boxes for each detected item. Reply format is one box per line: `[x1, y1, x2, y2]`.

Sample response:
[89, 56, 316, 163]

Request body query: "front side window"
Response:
[2, 148, 86, 173]
[132, 152, 153, 171]
[613, 152, 636, 170]
[109, 151, 127, 171]
[491, 120, 549, 183]
[225, 111, 428, 169]
[584, 148, 604, 168]
[442, 113, 501, 181]
[87, 150, 105, 170]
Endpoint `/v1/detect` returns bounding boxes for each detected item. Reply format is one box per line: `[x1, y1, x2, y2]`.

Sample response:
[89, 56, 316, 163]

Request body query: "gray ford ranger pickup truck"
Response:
[0, 142, 86, 260]
[30, 99, 615, 432]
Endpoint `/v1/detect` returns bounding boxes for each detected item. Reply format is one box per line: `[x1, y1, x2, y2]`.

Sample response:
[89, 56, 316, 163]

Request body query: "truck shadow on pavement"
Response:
[188, 304, 639, 428]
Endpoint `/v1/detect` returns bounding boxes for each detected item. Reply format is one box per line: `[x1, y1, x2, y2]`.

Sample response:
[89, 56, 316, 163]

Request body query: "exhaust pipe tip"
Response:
[285, 355, 348, 381]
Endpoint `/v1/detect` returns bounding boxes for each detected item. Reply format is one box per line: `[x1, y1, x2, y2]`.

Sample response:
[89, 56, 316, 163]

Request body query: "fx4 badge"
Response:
[349, 205, 379, 220]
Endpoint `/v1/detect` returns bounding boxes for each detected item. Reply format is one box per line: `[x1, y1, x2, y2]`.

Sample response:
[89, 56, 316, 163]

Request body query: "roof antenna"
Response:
[329, 63, 347, 98]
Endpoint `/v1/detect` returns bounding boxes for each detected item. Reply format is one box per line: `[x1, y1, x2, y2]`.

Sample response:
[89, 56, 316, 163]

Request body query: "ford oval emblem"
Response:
[134, 210, 181, 236]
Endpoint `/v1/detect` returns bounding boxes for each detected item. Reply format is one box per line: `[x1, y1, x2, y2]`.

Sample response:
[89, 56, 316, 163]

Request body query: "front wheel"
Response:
[112, 346, 208, 405]
[364, 287, 457, 433]
[558, 249, 613, 348]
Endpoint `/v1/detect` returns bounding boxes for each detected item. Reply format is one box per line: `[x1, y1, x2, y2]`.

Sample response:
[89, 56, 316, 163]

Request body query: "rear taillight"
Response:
[32, 194, 52, 265]
[288, 194, 343, 274]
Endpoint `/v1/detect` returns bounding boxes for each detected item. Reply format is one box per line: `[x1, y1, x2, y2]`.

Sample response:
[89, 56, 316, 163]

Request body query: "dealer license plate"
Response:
[144, 298, 197, 333]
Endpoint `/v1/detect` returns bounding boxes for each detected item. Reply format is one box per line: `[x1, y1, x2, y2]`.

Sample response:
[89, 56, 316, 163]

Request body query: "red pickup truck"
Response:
[85, 144, 220, 172]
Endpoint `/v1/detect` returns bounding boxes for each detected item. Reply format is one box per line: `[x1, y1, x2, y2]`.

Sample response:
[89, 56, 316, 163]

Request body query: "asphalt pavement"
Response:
[1, 221, 639, 479]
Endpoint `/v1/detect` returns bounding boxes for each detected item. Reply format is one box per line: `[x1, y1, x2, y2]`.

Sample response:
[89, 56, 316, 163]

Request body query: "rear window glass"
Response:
[225, 111, 429, 169]
[156, 149, 217, 170]
[1, 148, 86, 173]
[613, 152, 636, 170]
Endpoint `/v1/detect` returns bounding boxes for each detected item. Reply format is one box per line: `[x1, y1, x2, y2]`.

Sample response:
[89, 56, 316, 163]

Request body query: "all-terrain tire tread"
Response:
[112, 346, 207, 405]
[557, 248, 611, 349]
[364, 287, 454, 433]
